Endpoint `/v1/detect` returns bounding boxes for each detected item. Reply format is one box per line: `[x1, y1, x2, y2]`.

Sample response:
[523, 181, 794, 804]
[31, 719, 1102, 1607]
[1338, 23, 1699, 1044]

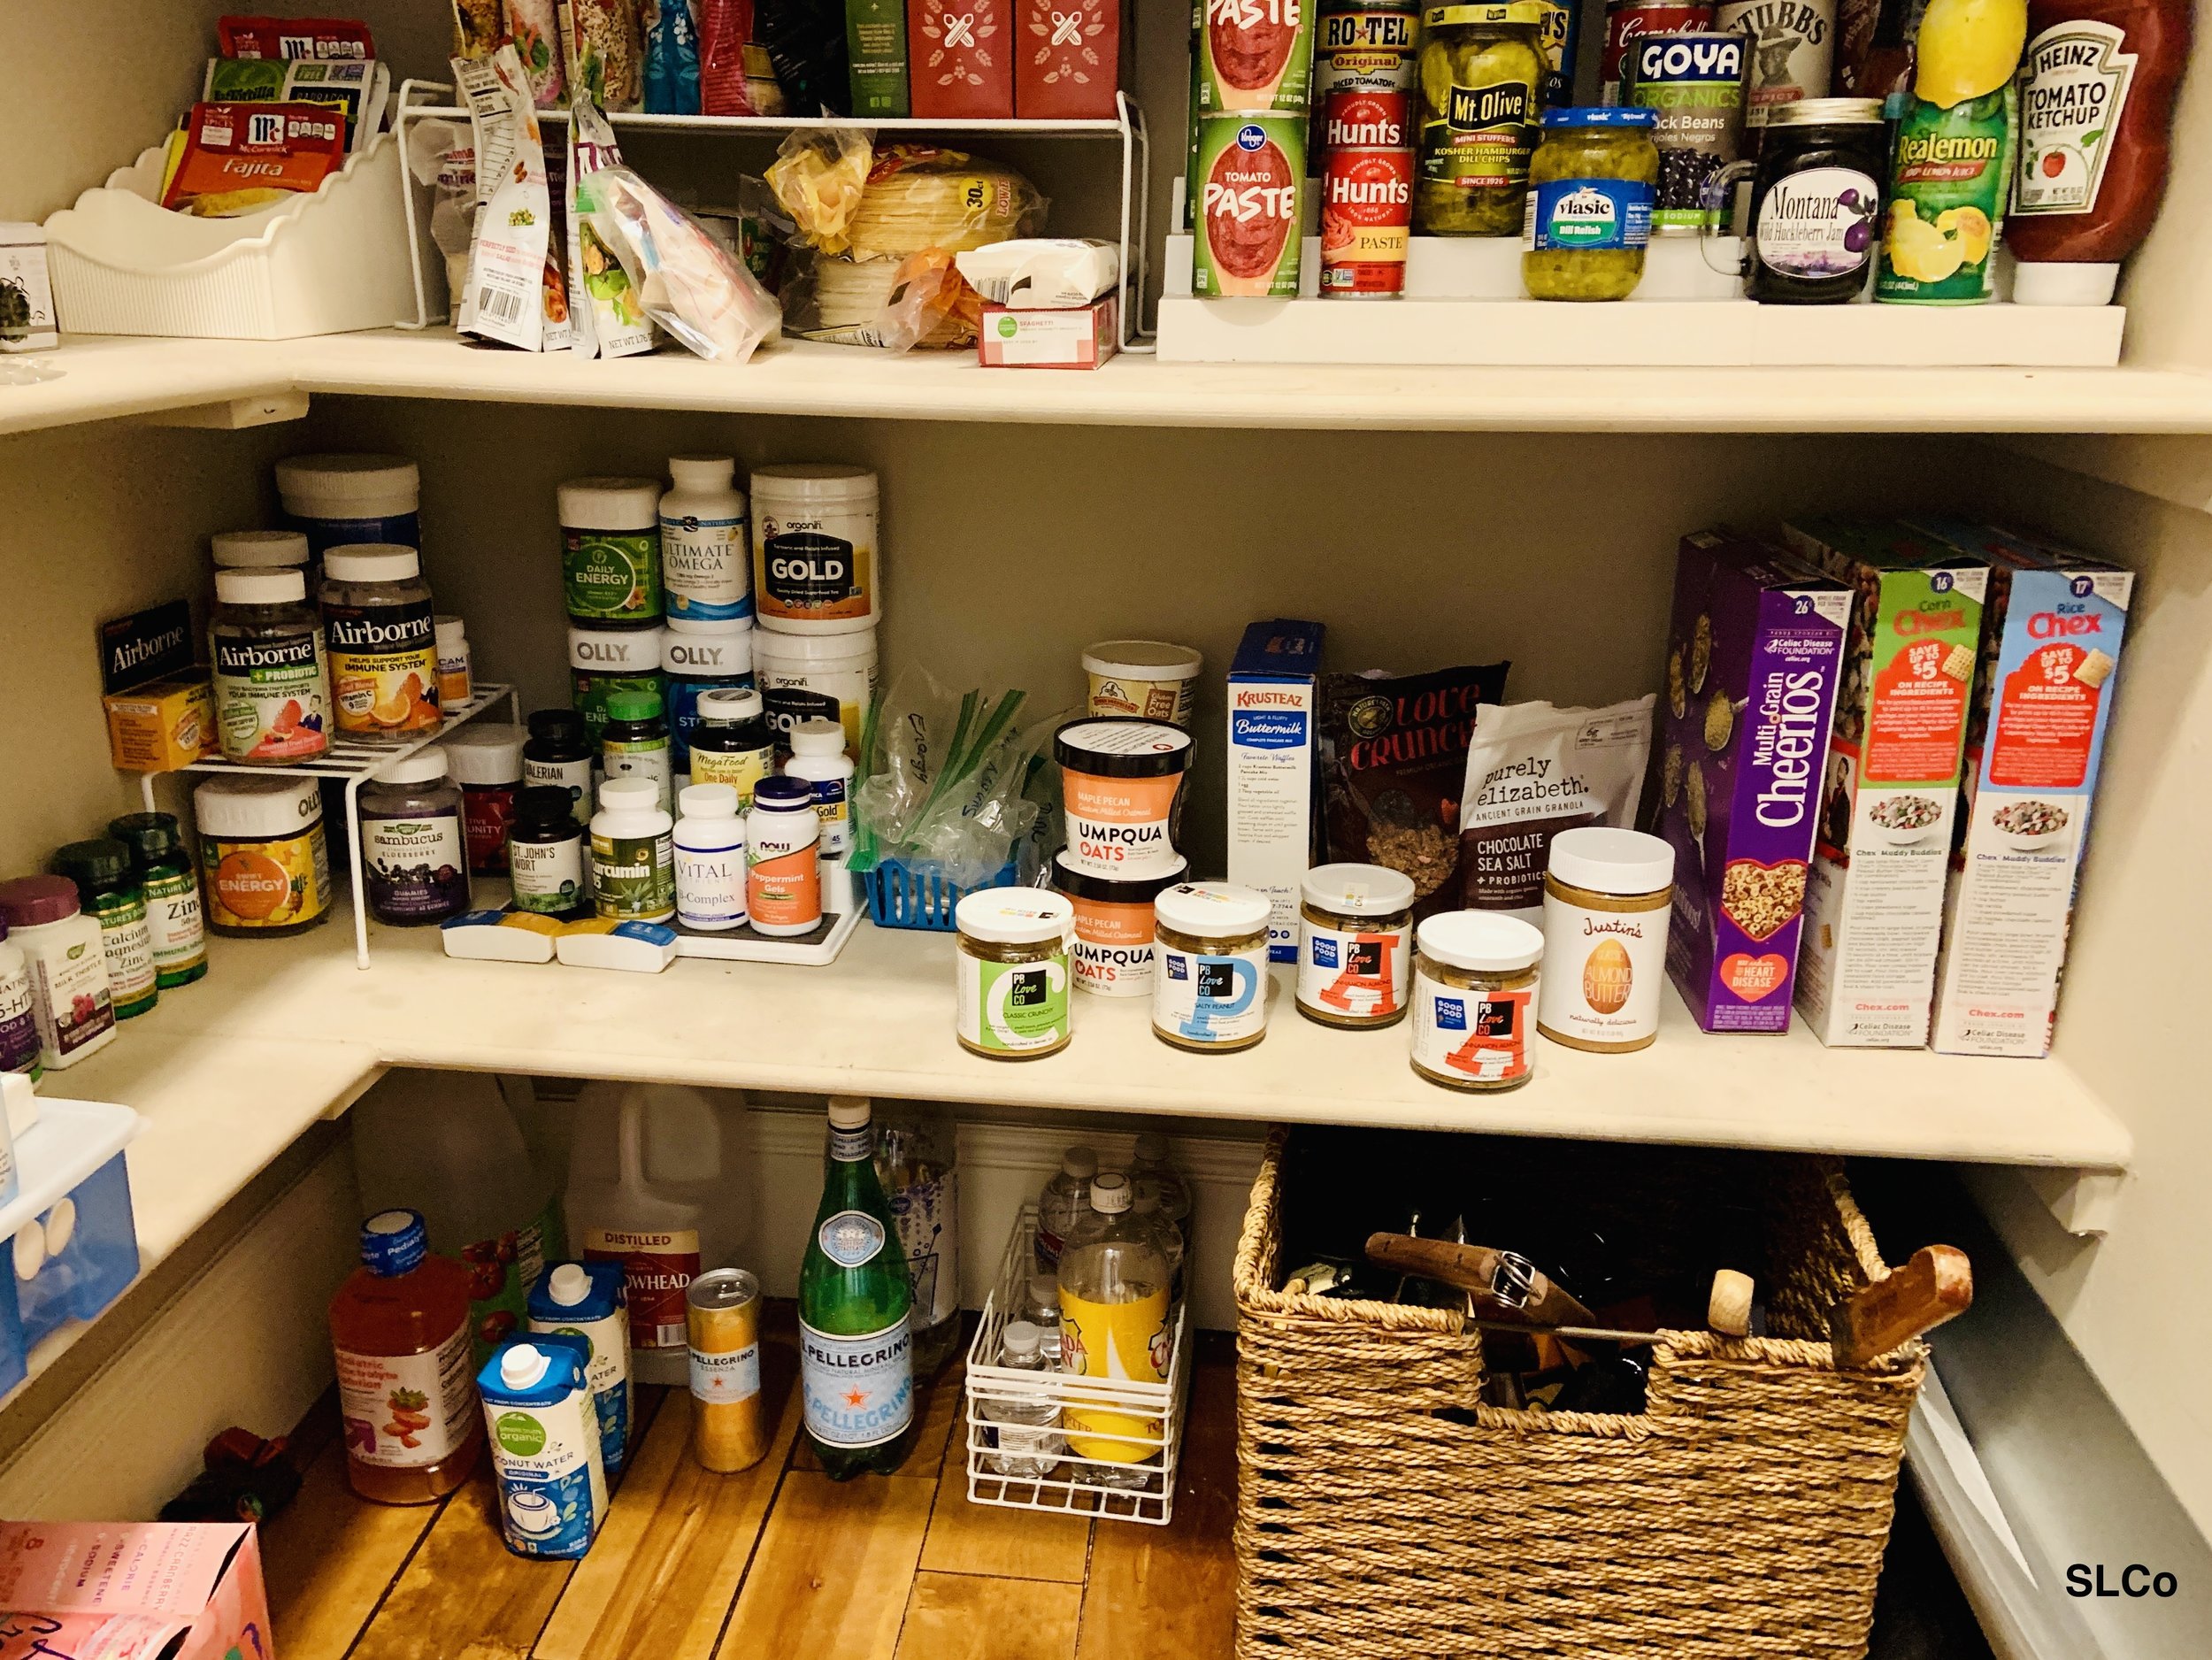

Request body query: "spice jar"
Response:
[955, 889, 1075, 1060]
[508, 786, 588, 918]
[211, 568, 331, 764]
[1740, 98, 1886, 304]
[0, 877, 117, 1070]
[523, 709, 595, 819]
[358, 750, 471, 926]
[107, 812, 208, 988]
[1053, 849, 1187, 999]
[50, 840, 159, 1019]
[1152, 882, 1273, 1053]
[1414, 3, 1548, 236]
[1523, 107, 1660, 301]
[195, 774, 333, 937]
[1537, 826, 1674, 1052]
[321, 545, 440, 736]
[443, 723, 526, 876]
[1297, 863, 1417, 1029]
[1410, 911, 1543, 1091]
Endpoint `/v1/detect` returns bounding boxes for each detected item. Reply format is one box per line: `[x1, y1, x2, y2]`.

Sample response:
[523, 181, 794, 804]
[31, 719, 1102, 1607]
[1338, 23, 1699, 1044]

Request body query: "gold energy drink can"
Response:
[687, 1267, 767, 1472]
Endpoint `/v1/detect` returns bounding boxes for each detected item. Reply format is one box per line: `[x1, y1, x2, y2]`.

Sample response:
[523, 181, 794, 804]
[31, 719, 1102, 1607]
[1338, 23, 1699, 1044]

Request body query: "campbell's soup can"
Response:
[1601, 0, 1715, 101]
[1194, 114, 1309, 297]
[1321, 88, 1411, 150]
[1320, 145, 1413, 296]
[1199, 0, 1318, 114]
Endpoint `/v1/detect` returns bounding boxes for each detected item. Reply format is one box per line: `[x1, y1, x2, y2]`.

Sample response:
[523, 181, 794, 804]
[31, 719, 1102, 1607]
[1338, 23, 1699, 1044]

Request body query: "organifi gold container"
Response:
[955, 889, 1075, 1059]
[1410, 911, 1544, 1091]
[1296, 863, 1416, 1029]
[1537, 826, 1673, 1052]
[1153, 882, 1273, 1052]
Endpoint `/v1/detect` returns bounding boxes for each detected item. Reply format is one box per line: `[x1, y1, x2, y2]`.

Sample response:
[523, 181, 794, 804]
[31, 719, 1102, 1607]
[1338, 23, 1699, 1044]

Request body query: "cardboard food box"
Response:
[978, 296, 1118, 368]
[909, 0, 1015, 117]
[1015, 0, 1121, 118]
[1908, 519, 2134, 1058]
[1656, 531, 1851, 1034]
[1780, 519, 1987, 1049]
[0, 1521, 267, 1660]
[100, 599, 214, 772]
[1227, 619, 1325, 962]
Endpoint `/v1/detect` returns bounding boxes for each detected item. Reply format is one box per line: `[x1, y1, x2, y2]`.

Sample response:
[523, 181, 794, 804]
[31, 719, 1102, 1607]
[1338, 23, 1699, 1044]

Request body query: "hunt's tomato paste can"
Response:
[1199, 0, 1318, 114]
[1194, 115, 1309, 297]
[1600, 0, 1714, 102]
[1321, 88, 1412, 149]
[1320, 144, 1414, 296]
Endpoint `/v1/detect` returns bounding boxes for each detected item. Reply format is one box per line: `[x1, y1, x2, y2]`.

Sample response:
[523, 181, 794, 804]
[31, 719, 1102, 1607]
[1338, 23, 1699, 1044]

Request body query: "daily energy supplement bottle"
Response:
[1058, 1172, 1171, 1487]
[107, 813, 207, 988]
[560, 477, 664, 629]
[50, 840, 158, 1019]
[327, 1208, 482, 1505]
[799, 1096, 917, 1479]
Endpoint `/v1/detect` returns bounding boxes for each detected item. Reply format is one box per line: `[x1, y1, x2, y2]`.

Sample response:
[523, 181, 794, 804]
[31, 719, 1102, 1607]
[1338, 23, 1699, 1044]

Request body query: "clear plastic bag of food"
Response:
[766, 127, 874, 256]
[798, 247, 979, 349]
[848, 144, 1047, 259]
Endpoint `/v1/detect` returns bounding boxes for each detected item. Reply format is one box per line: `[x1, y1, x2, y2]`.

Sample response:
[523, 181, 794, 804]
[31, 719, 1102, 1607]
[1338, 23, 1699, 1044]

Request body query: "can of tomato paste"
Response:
[1320, 143, 1414, 296]
[1321, 88, 1411, 149]
[1600, 0, 1715, 102]
[1194, 115, 1309, 297]
[1199, 0, 1319, 114]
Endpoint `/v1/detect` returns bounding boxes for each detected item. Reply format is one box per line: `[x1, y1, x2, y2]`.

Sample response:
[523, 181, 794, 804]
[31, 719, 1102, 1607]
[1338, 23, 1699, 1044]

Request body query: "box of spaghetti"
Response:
[159, 102, 347, 217]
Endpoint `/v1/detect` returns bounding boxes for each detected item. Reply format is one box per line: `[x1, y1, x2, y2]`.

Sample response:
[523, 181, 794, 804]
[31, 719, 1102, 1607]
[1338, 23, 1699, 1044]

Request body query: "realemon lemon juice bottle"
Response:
[1879, 0, 2026, 303]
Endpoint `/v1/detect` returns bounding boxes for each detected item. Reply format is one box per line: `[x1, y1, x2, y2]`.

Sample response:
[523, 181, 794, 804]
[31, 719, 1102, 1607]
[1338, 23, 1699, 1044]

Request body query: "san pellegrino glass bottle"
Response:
[800, 1095, 918, 1479]
[1057, 1173, 1171, 1491]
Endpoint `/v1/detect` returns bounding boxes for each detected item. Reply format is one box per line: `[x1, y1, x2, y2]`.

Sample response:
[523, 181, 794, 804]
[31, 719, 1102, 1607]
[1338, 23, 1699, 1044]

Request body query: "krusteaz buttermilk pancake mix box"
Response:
[1228, 620, 1326, 962]
[1908, 519, 2133, 1058]
[1656, 531, 1850, 1034]
[1780, 519, 1987, 1049]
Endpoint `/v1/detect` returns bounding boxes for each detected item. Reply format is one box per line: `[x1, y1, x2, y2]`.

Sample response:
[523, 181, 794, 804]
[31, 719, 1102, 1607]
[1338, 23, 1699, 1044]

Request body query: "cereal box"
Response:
[1908, 519, 2133, 1058]
[1779, 519, 1986, 1049]
[1656, 530, 1850, 1033]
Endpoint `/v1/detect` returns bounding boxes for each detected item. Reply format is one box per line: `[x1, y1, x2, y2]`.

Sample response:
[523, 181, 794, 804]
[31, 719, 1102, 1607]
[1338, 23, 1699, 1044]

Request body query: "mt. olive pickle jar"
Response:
[1296, 864, 1417, 1029]
[1153, 883, 1273, 1053]
[1410, 911, 1544, 1091]
[1523, 107, 1660, 301]
[1415, 3, 1548, 236]
[955, 889, 1074, 1060]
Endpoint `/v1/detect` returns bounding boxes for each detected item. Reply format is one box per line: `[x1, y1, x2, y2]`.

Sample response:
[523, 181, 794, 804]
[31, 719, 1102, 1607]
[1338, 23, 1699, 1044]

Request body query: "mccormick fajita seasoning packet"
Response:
[1655, 530, 1850, 1034]
[161, 102, 348, 217]
[1780, 519, 1986, 1049]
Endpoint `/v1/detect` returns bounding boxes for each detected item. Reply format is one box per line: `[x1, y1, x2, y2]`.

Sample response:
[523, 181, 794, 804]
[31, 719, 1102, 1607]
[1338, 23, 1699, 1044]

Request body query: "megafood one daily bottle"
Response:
[799, 1096, 917, 1479]
[1878, 0, 2027, 302]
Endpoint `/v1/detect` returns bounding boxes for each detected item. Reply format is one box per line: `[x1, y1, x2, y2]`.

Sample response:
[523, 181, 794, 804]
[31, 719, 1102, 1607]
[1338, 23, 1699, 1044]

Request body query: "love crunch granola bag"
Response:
[1321, 661, 1510, 920]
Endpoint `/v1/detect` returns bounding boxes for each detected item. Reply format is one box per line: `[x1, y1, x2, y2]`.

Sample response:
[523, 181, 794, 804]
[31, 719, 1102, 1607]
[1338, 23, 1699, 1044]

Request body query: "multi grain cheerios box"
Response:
[1780, 519, 1987, 1049]
[1906, 519, 2133, 1059]
[1655, 531, 1850, 1034]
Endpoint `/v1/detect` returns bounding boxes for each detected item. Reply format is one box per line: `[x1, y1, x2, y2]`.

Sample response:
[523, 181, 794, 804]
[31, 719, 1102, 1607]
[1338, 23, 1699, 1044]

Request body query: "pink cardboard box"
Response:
[0, 1522, 273, 1660]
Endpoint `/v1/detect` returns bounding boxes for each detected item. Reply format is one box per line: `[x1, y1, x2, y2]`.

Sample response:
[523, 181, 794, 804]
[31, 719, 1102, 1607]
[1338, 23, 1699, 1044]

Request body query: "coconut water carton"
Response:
[479, 1334, 608, 1559]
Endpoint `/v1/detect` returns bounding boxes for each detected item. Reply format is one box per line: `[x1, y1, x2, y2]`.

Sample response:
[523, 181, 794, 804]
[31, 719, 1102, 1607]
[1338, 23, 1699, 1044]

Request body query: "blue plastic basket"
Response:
[863, 856, 1021, 931]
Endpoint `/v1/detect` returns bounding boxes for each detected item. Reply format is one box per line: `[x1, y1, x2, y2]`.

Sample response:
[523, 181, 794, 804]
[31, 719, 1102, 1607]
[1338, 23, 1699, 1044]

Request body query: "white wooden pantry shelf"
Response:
[12, 329, 2212, 437]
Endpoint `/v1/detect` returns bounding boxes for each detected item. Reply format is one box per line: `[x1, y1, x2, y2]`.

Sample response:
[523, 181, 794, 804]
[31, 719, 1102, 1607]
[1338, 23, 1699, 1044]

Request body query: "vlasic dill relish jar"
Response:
[1523, 107, 1660, 300]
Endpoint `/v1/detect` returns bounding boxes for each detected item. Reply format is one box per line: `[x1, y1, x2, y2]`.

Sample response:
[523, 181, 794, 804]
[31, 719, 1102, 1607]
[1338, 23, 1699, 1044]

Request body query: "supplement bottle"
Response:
[783, 718, 856, 857]
[196, 774, 333, 937]
[108, 812, 208, 988]
[663, 618, 757, 772]
[673, 783, 748, 933]
[444, 723, 526, 876]
[358, 750, 472, 926]
[0, 926, 38, 1078]
[211, 568, 331, 764]
[754, 626, 879, 755]
[322, 545, 441, 736]
[277, 453, 421, 557]
[568, 624, 664, 746]
[559, 477, 664, 628]
[508, 787, 588, 918]
[435, 615, 472, 706]
[211, 528, 311, 572]
[745, 777, 821, 937]
[659, 456, 753, 624]
[50, 840, 158, 1019]
[0, 879, 116, 1071]
[751, 465, 881, 634]
[687, 687, 776, 809]
[523, 709, 595, 819]
[600, 689, 673, 813]
[327, 1207, 482, 1504]
[591, 777, 676, 923]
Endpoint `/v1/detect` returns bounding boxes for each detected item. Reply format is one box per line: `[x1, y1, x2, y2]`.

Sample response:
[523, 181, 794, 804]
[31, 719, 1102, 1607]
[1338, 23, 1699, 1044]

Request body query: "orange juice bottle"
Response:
[329, 1209, 483, 1503]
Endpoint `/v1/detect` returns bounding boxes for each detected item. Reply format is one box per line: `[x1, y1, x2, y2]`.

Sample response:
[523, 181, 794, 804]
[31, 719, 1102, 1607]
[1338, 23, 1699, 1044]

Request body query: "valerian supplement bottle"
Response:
[524, 709, 595, 820]
[50, 840, 158, 1019]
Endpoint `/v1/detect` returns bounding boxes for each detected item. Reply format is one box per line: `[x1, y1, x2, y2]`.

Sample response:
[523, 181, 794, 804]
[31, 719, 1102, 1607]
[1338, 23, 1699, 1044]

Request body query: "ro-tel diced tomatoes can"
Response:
[1600, 0, 1715, 103]
[1199, 0, 1320, 113]
[1320, 92, 1414, 296]
[1312, 0, 1418, 149]
[1194, 115, 1310, 296]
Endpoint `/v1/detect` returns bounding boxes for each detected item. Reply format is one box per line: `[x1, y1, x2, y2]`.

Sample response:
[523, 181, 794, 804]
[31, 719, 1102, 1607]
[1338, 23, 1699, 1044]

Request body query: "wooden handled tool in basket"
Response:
[1828, 1245, 1973, 1368]
[1362, 1234, 1597, 1326]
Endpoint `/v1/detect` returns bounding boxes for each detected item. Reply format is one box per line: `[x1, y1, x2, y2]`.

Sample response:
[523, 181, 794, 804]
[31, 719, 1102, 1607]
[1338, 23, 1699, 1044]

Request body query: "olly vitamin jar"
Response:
[194, 774, 333, 935]
[1052, 849, 1188, 998]
[1053, 719, 1193, 879]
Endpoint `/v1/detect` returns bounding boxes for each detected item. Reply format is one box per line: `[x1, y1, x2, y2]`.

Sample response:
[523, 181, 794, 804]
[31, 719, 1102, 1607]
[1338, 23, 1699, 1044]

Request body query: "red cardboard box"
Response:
[909, 0, 1016, 118]
[0, 1522, 273, 1660]
[978, 296, 1118, 368]
[1015, 0, 1119, 118]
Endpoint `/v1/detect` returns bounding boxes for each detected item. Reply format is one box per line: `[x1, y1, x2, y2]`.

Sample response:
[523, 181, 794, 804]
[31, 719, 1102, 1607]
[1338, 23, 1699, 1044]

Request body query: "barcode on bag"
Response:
[478, 287, 521, 323]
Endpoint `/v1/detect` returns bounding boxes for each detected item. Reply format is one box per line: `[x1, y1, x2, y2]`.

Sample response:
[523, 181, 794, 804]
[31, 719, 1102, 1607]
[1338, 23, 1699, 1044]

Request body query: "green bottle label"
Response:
[957, 954, 1071, 1053]
[142, 867, 208, 983]
[572, 670, 662, 746]
[564, 529, 663, 623]
[455, 1197, 566, 1362]
[592, 828, 674, 918]
[1878, 88, 2016, 304]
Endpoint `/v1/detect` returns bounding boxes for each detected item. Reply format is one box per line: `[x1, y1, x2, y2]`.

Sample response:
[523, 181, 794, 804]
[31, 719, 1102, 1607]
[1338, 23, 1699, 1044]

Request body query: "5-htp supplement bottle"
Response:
[673, 784, 748, 932]
[0, 926, 37, 1077]
[322, 545, 441, 736]
[109, 813, 208, 988]
[211, 568, 331, 764]
[50, 840, 158, 1019]
[660, 457, 753, 624]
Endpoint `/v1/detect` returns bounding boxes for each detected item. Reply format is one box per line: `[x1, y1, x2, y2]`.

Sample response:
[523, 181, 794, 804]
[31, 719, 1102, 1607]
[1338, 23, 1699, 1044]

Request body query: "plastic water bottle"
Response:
[1034, 1144, 1098, 1274]
[984, 1320, 1063, 1479]
[1022, 1275, 1064, 1365]
[1132, 1130, 1193, 1263]
[1057, 1174, 1170, 1492]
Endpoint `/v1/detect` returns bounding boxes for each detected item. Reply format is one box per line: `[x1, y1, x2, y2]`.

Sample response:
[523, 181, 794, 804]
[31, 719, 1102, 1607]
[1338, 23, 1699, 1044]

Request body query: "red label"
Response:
[586, 1230, 701, 1351]
[1322, 88, 1409, 150]
[1603, 4, 1714, 88]
[1863, 639, 1970, 782]
[1446, 987, 1532, 1081]
[1320, 147, 1413, 294]
[463, 787, 517, 874]
[1989, 642, 2100, 788]
[1206, 136, 1301, 281]
[1210, 0, 1302, 94]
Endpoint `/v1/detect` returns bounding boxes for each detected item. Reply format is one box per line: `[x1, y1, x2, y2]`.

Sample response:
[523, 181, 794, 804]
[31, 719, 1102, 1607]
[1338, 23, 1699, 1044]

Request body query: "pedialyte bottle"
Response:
[526, 1261, 634, 1477]
[560, 477, 664, 628]
[659, 456, 753, 624]
[799, 1096, 917, 1479]
[479, 1335, 609, 1558]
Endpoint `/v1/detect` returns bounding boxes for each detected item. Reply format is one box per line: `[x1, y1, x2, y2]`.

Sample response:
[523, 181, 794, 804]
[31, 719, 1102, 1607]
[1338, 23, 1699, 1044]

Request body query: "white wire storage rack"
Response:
[390, 79, 1155, 351]
[963, 1203, 1194, 1526]
[142, 683, 520, 970]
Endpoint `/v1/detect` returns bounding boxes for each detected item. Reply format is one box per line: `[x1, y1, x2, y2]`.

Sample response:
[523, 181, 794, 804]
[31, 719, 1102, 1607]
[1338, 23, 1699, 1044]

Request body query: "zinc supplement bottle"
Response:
[107, 812, 208, 988]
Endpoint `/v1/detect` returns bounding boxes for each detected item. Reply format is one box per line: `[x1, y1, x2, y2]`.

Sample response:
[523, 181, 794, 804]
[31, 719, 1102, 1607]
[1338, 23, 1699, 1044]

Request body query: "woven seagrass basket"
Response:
[1232, 1128, 1925, 1660]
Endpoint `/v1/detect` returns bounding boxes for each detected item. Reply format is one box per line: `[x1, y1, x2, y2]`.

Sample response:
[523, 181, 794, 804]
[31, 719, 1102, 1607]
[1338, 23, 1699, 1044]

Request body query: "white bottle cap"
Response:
[212, 528, 310, 568]
[215, 569, 307, 605]
[1002, 1320, 1042, 1360]
[598, 777, 661, 812]
[680, 783, 741, 818]
[325, 545, 422, 583]
[436, 614, 467, 646]
[500, 1343, 551, 1389]
[1062, 1144, 1098, 1180]
[1029, 1275, 1060, 1307]
[2009, 261, 2119, 307]
[1090, 1172, 1131, 1214]
[443, 725, 526, 785]
[372, 749, 450, 787]
[828, 1095, 872, 1129]
[789, 719, 848, 757]
[549, 1263, 591, 1307]
[557, 476, 662, 530]
[668, 454, 738, 490]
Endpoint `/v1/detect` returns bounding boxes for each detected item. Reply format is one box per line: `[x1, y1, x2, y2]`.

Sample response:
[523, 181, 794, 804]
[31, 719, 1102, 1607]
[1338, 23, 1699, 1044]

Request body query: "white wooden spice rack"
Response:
[389, 78, 1157, 351]
[139, 682, 520, 971]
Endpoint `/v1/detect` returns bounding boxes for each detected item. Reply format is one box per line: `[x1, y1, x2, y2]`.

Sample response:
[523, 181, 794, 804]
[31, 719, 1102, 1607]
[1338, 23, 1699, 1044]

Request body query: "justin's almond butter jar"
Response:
[1052, 850, 1188, 998]
[195, 775, 333, 936]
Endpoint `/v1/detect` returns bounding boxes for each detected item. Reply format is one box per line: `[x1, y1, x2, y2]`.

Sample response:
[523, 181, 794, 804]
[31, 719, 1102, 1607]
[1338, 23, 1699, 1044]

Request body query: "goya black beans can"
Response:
[1625, 30, 1748, 233]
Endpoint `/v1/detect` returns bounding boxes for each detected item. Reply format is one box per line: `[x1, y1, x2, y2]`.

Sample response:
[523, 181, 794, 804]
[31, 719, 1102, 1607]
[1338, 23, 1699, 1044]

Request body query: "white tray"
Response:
[43, 132, 416, 340]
